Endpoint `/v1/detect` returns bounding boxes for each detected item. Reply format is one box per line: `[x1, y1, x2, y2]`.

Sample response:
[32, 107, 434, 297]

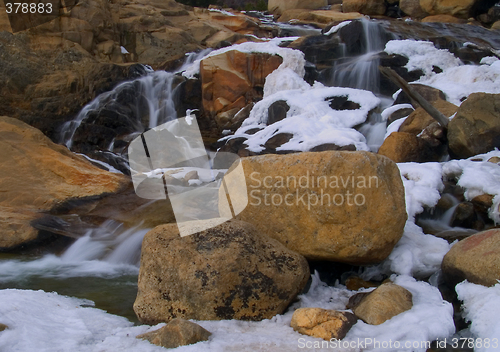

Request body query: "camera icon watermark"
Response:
[128, 115, 248, 237]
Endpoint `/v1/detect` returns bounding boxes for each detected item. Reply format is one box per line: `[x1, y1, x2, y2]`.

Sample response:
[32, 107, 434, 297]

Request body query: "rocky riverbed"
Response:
[1, 0, 500, 351]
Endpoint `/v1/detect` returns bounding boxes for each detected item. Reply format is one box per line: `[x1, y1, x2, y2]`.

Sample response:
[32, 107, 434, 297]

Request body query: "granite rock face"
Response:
[133, 219, 310, 325]
[235, 151, 407, 265]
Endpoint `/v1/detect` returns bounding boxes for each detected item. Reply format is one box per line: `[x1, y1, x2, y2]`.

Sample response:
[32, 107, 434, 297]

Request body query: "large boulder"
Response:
[133, 220, 310, 325]
[420, 0, 480, 18]
[0, 116, 128, 250]
[448, 93, 500, 159]
[200, 50, 283, 127]
[342, 0, 387, 16]
[442, 228, 500, 287]
[235, 151, 407, 265]
[268, 0, 328, 16]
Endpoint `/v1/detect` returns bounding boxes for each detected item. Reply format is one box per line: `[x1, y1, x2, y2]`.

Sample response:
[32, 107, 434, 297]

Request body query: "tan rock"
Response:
[400, 0, 429, 18]
[201, 50, 282, 121]
[422, 14, 467, 23]
[235, 151, 407, 264]
[209, 12, 261, 34]
[133, 220, 309, 325]
[395, 84, 447, 105]
[0, 117, 128, 250]
[488, 156, 500, 164]
[0, 323, 7, 332]
[268, 0, 328, 16]
[378, 132, 422, 163]
[471, 194, 494, 213]
[492, 20, 500, 30]
[204, 30, 242, 48]
[342, 0, 387, 16]
[448, 93, 500, 158]
[279, 9, 364, 25]
[420, 0, 477, 18]
[352, 283, 413, 325]
[291, 308, 357, 340]
[137, 319, 211, 348]
[442, 229, 500, 287]
[185, 21, 220, 43]
[399, 99, 458, 135]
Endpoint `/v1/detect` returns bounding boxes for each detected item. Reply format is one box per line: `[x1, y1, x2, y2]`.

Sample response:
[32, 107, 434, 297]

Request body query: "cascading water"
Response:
[327, 19, 396, 152]
[59, 49, 212, 151]
[0, 220, 150, 322]
[331, 19, 391, 92]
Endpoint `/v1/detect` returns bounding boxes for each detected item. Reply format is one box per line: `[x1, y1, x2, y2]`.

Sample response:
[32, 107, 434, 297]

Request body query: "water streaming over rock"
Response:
[59, 49, 212, 151]
[331, 19, 394, 93]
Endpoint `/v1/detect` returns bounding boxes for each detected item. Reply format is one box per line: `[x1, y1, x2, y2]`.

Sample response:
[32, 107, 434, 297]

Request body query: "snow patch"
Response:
[456, 281, 500, 351]
[226, 86, 380, 153]
[324, 21, 352, 36]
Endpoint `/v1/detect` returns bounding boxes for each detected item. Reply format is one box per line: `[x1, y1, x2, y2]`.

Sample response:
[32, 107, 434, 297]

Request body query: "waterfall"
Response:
[0, 221, 149, 281]
[331, 19, 391, 93]
[59, 49, 212, 151]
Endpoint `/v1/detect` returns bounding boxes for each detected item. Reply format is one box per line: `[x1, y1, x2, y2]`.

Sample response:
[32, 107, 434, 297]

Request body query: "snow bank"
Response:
[225, 85, 380, 153]
[363, 221, 451, 279]
[385, 40, 462, 77]
[385, 40, 500, 105]
[422, 62, 500, 105]
[456, 281, 500, 352]
[0, 273, 455, 352]
[0, 289, 163, 352]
